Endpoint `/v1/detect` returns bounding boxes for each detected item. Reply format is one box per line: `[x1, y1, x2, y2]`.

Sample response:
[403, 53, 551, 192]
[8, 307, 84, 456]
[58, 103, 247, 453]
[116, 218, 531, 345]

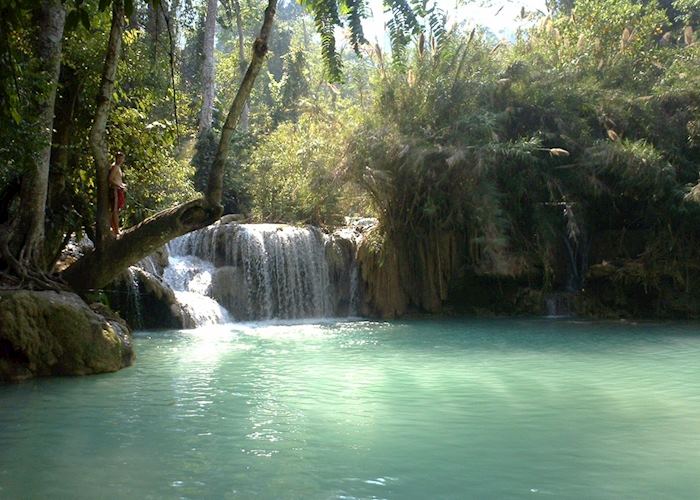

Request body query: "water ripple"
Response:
[2, 319, 700, 499]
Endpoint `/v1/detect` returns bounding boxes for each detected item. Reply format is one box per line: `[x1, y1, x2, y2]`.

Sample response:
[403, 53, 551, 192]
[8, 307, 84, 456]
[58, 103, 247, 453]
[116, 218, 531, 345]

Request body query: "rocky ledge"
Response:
[0, 290, 134, 382]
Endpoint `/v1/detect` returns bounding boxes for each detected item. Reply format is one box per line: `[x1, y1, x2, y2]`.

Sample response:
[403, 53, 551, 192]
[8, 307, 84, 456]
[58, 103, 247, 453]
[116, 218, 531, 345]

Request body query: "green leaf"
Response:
[10, 107, 21, 125]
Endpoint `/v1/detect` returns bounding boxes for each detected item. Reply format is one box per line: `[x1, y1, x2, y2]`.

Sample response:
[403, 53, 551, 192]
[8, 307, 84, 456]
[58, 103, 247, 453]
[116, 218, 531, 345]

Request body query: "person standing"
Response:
[108, 152, 127, 235]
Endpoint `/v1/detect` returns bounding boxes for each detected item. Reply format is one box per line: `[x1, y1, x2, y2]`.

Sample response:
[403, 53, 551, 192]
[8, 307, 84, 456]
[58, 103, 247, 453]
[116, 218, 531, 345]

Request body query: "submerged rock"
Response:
[0, 290, 134, 382]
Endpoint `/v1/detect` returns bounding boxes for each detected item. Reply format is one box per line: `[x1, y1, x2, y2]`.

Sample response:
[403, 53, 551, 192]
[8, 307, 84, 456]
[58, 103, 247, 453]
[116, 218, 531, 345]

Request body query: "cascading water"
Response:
[167, 223, 362, 321]
[123, 268, 144, 329]
[161, 254, 231, 327]
[543, 202, 590, 318]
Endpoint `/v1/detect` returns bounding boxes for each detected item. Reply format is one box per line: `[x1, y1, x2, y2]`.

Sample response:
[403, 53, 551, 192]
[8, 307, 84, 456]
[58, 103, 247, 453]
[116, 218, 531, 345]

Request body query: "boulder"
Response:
[108, 267, 189, 330]
[0, 290, 134, 382]
[211, 266, 247, 319]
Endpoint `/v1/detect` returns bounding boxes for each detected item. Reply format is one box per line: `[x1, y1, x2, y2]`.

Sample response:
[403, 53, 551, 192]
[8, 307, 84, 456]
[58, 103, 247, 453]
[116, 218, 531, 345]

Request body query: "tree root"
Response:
[0, 224, 67, 292]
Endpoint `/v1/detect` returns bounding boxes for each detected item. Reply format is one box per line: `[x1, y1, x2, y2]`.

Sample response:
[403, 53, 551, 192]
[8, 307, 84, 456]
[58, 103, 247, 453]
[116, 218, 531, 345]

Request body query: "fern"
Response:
[301, 0, 344, 81]
[341, 0, 369, 53]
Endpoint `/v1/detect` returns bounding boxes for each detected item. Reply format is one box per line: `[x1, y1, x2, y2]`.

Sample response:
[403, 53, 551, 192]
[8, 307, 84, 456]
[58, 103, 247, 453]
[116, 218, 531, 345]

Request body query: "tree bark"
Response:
[168, 0, 180, 41]
[91, 0, 125, 252]
[8, 0, 65, 269]
[46, 64, 81, 264]
[146, 1, 167, 58]
[234, 0, 249, 131]
[62, 0, 278, 291]
[207, 0, 276, 205]
[198, 0, 218, 136]
[62, 199, 221, 291]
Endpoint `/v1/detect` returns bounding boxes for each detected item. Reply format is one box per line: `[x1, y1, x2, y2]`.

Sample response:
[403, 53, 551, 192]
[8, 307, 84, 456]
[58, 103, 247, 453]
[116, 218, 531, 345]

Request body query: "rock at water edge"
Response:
[0, 291, 134, 382]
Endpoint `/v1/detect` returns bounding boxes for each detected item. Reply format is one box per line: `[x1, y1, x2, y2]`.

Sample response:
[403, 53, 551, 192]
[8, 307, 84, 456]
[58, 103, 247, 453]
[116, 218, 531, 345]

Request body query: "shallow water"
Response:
[1, 319, 700, 499]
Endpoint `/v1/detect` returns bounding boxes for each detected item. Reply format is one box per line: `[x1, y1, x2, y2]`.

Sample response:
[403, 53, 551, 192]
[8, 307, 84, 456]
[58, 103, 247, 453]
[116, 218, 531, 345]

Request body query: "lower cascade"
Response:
[162, 254, 231, 326]
[163, 222, 362, 322]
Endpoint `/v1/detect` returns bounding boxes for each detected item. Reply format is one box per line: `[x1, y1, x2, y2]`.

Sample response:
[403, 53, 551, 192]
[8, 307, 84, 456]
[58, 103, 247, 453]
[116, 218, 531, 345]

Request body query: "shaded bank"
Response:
[110, 221, 700, 325]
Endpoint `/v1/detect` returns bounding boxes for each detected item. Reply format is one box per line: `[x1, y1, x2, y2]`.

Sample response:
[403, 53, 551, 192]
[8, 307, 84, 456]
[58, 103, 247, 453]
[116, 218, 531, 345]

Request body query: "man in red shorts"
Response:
[108, 151, 127, 235]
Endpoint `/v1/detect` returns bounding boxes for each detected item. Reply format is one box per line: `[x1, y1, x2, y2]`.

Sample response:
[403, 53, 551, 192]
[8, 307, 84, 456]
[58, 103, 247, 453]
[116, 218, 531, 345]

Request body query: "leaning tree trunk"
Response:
[207, 0, 275, 205]
[62, 0, 278, 292]
[234, 0, 249, 131]
[198, 0, 218, 136]
[91, 0, 125, 252]
[6, 0, 65, 271]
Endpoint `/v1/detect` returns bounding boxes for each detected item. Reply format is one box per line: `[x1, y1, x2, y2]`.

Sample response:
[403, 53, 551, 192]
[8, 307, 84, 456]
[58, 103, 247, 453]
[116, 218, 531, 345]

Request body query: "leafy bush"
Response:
[246, 111, 349, 225]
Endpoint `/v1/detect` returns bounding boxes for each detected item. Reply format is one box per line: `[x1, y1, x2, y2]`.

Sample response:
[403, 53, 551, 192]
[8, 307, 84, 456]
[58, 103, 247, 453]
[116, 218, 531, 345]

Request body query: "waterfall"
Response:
[124, 268, 144, 329]
[167, 223, 362, 321]
[162, 254, 231, 327]
[544, 292, 574, 318]
[562, 202, 590, 292]
[537, 203, 590, 318]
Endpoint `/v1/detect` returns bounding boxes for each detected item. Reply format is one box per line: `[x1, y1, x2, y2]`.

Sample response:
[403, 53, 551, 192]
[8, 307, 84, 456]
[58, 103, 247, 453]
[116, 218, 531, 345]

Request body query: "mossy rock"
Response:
[0, 290, 134, 382]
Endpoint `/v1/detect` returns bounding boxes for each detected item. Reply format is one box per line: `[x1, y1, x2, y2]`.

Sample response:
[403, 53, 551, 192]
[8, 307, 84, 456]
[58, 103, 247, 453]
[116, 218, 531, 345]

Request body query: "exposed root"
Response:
[0, 224, 67, 292]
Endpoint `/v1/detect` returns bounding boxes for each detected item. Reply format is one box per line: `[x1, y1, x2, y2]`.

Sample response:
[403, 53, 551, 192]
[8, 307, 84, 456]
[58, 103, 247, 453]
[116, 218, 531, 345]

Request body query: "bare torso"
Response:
[109, 164, 126, 190]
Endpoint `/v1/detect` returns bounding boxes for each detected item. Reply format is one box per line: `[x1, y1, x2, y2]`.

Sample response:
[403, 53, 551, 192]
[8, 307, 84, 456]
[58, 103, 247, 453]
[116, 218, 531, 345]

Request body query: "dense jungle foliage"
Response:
[0, 0, 699, 317]
[344, 0, 700, 317]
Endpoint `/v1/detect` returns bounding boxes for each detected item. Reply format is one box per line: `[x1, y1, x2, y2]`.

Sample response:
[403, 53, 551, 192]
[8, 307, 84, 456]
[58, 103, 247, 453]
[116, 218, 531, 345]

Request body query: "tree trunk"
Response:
[207, 0, 276, 205]
[234, 0, 249, 131]
[45, 64, 81, 264]
[62, 0, 277, 291]
[198, 0, 218, 136]
[168, 0, 180, 41]
[62, 199, 221, 291]
[7, 0, 65, 270]
[146, 1, 167, 58]
[91, 0, 125, 252]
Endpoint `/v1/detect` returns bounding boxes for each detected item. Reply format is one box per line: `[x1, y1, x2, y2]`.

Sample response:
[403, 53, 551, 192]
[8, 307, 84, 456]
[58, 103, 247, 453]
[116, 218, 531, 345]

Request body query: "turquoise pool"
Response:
[1, 319, 699, 498]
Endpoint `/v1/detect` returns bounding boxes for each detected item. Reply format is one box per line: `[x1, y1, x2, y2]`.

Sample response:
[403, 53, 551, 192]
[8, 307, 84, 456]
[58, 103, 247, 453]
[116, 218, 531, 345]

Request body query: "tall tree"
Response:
[234, 0, 249, 131]
[62, 0, 278, 291]
[221, 0, 249, 130]
[198, 0, 218, 136]
[3, 0, 65, 280]
[91, 0, 125, 253]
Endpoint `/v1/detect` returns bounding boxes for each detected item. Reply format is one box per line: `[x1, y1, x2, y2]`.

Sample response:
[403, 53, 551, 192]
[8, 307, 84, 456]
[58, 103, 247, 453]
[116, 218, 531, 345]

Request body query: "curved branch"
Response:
[62, 197, 220, 291]
[206, 0, 277, 206]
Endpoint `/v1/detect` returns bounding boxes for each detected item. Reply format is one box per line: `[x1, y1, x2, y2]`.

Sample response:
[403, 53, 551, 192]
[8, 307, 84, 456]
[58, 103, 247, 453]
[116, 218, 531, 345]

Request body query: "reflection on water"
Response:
[1, 319, 700, 499]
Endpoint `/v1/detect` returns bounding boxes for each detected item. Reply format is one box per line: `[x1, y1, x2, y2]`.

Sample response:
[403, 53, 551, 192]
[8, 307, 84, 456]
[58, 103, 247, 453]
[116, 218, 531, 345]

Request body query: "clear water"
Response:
[1, 319, 700, 499]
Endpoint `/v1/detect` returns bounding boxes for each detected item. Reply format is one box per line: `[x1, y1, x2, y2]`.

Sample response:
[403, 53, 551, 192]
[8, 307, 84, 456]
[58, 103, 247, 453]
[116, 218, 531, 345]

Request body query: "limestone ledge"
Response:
[0, 290, 134, 382]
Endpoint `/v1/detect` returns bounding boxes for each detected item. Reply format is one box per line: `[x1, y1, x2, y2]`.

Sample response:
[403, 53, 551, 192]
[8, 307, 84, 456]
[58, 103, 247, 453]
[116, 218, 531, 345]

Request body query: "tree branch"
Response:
[206, 0, 277, 205]
[62, 198, 220, 291]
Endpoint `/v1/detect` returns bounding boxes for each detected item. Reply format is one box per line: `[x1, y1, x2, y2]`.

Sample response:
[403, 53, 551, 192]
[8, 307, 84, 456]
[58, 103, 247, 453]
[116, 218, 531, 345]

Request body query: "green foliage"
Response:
[673, 0, 700, 23]
[246, 111, 348, 225]
[303, 0, 345, 81]
[297, 0, 444, 81]
[341, 0, 700, 289]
